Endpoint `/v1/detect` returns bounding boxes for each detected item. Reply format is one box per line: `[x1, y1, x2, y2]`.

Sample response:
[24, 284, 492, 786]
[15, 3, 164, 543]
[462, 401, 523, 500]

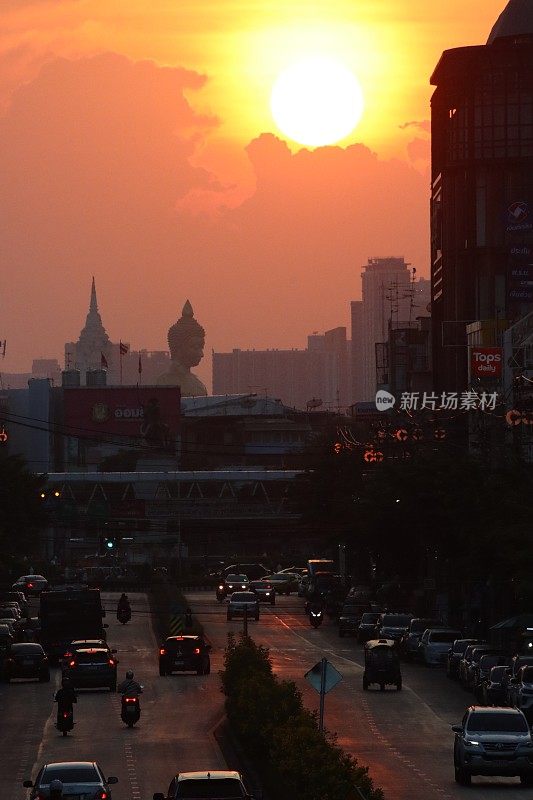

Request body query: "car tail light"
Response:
[63, 711, 69, 719]
[97, 792, 108, 800]
[124, 697, 136, 703]
[194, 647, 200, 655]
[27, 583, 33, 589]
[69, 659, 76, 667]
[108, 658, 115, 666]
[159, 648, 166, 655]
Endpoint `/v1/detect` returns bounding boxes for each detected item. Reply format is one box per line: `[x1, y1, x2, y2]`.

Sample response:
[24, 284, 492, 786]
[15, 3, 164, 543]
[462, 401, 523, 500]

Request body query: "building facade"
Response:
[351, 257, 430, 402]
[430, 0, 533, 392]
[212, 327, 349, 410]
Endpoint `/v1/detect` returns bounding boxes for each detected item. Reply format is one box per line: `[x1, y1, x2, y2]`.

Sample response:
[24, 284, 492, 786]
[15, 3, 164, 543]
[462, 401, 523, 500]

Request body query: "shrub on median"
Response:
[220, 633, 384, 800]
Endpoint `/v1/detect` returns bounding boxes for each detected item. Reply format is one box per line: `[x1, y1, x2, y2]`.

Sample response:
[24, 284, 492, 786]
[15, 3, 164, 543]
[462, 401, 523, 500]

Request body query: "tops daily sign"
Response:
[470, 348, 503, 378]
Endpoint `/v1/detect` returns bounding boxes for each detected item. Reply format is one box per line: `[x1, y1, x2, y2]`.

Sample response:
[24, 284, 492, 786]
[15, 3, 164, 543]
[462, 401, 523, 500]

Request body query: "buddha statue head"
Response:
[167, 300, 205, 369]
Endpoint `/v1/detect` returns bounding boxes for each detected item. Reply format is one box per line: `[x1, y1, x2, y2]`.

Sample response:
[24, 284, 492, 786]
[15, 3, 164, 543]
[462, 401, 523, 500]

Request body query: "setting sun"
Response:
[270, 56, 365, 147]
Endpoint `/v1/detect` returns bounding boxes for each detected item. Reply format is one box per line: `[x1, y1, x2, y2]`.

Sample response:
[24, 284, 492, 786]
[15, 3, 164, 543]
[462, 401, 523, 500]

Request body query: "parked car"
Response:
[23, 761, 118, 799]
[482, 665, 511, 706]
[473, 654, 512, 701]
[375, 613, 413, 643]
[159, 635, 211, 676]
[508, 665, 533, 721]
[459, 642, 489, 686]
[464, 646, 501, 690]
[507, 658, 533, 707]
[418, 629, 463, 666]
[357, 612, 382, 644]
[153, 770, 251, 800]
[446, 638, 480, 679]
[62, 646, 118, 690]
[0, 623, 14, 656]
[227, 591, 260, 621]
[4, 643, 49, 682]
[12, 574, 49, 595]
[248, 580, 276, 605]
[263, 573, 300, 595]
[452, 706, 533, 786]
[400, 618, 443, 660]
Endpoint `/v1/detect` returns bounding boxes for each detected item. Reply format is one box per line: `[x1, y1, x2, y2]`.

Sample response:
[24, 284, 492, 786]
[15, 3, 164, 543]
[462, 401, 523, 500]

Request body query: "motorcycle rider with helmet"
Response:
[54, 677, 77, 724]
[117, 593, 131, 619]
[117, 669, 142, 696]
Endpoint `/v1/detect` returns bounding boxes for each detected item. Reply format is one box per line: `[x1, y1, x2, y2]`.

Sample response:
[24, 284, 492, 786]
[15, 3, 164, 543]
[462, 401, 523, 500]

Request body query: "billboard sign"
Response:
[63, 385, 181, 448]
[470, 347, 503, 378]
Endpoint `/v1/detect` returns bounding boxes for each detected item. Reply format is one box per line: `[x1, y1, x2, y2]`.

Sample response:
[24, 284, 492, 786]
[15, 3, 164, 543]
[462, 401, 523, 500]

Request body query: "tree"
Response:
[0, 454, 48, 569]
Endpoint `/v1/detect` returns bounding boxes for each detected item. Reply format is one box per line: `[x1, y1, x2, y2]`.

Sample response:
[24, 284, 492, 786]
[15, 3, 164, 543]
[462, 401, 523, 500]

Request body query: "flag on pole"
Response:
[119, 341, 128, 355]
[138, 354, 142, 374]
[101, 352, 108, 369]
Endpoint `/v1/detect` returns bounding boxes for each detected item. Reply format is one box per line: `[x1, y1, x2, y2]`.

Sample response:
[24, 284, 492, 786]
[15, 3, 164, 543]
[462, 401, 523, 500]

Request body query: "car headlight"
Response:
[218, 585, 224, 590]
[265, 592, 270, 596]
[465, 739, 480, 747]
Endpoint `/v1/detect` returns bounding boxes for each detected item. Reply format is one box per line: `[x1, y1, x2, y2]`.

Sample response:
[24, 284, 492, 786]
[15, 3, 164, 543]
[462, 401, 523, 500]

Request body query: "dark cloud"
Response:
[399, 119, 431, 133]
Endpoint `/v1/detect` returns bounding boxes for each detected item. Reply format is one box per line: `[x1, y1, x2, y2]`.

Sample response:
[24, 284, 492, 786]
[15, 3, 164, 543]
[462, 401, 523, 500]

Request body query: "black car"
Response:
[0, 590, 29, 617]
[483, 665, 510, 706]
[249, 580, 276, 605]
[24, 761, 118, 799]
[446, 638, 480, 679]
[154, 770, 251, 800]
[216, 574, 249, 602]
[357, 612, 382, 644]
[375, 613, 413, 643]
[4, 643, 50, 682]
[62, 647, 117, 690]
[159, 635, 211, 676]
[338, 603, 366, 637]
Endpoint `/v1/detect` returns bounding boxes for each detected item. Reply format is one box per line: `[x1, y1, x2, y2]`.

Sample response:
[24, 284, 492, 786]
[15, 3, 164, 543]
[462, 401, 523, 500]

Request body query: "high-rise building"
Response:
[430, 0, 533, 392]
[352, 257, 429, 401]
[213, 327, 349, 410]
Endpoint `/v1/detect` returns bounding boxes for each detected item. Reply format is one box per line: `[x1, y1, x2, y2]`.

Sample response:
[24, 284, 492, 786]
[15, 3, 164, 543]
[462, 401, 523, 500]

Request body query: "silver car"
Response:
[452, 706, 533, 786]
[227, 592, 260, 621]
[418, 628, 462, 666]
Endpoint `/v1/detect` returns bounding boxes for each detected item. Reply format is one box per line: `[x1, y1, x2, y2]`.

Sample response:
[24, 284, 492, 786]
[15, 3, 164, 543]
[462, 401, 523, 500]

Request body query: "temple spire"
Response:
[90, 276, 98, 314]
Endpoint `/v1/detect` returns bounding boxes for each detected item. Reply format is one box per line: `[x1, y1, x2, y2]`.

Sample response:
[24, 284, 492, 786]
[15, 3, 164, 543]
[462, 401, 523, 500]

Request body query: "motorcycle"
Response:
[310, 609, 323, 629]
[121, 695, 141, 727]
[117, 607, 131, 625]
[56, 707, 74, 737]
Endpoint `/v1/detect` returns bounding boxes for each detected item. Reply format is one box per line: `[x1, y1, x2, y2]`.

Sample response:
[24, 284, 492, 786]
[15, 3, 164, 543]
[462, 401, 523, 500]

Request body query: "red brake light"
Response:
[125, 697, 136, 703]
[194, 647, 200, 655]
[99, 792, 108, 800]
[160, 648, 166, 655]
[63, 711, 69, 718]
[27, 583, 33, 588]
[69, 659, 76, 667]
[108, 658, 115, 666]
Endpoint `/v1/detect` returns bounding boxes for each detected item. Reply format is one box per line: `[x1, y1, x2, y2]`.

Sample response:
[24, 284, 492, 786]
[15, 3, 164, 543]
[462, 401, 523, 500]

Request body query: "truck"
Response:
[39, 586, 106, 662]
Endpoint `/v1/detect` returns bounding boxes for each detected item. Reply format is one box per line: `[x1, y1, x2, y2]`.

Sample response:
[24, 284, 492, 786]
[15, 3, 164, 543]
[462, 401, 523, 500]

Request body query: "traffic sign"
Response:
[305, 659, 342, 694]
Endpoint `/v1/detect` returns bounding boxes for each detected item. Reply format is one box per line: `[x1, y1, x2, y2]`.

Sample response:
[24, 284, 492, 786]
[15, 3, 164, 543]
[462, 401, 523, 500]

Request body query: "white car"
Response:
[227, 592, 260, 621]
[419, 628, 463, 666]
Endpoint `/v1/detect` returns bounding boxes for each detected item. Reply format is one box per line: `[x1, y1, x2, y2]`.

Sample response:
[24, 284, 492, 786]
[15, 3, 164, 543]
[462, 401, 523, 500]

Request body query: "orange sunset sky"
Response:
[0, 0, 509, 388]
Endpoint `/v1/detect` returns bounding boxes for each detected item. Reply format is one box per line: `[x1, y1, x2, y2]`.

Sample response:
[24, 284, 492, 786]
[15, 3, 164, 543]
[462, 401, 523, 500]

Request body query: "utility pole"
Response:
[243, 606, 248, 637]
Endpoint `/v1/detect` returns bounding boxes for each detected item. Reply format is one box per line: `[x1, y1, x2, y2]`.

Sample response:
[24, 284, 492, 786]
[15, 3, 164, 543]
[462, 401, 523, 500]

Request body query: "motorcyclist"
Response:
[117, 669, 142, 696]
[50, 779, 64, 799]
[54, 677, 77, 725]
[306, 588, 325, 615]
[117, 593, 131, 617]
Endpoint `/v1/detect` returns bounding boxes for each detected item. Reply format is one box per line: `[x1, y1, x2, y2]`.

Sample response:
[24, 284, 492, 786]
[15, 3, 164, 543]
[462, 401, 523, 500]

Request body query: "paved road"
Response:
[188, 590, 531, 800]
[4, 589, 529, 799]
[1, 593, 226, 800]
